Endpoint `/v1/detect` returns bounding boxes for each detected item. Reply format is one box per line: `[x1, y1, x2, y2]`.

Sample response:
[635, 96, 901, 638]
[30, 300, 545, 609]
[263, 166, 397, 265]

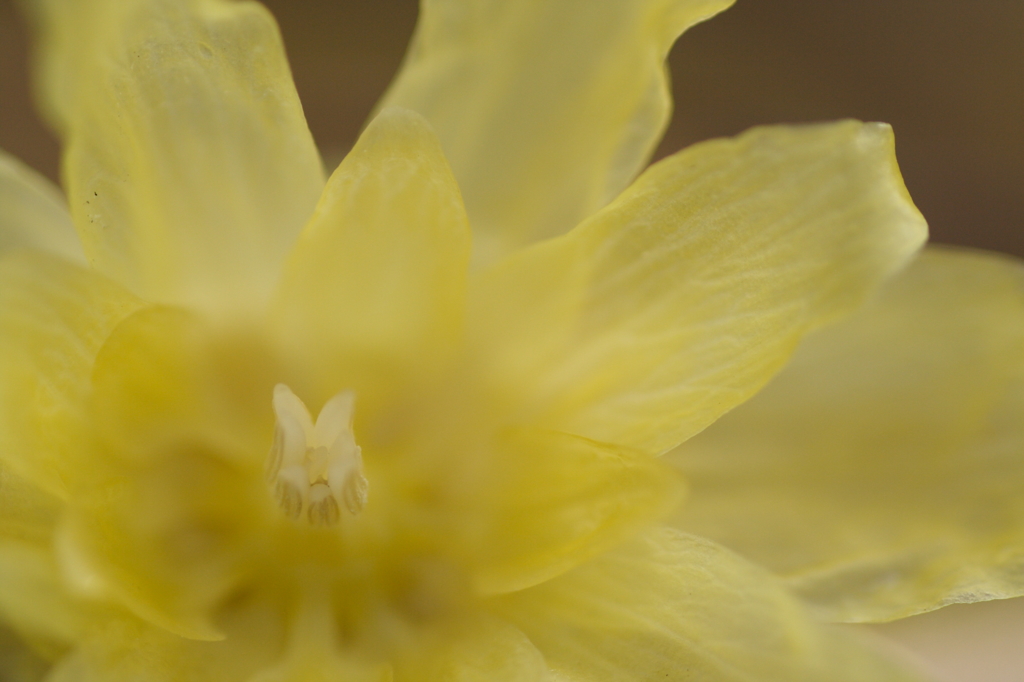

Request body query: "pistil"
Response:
[266, 384, 368, 526]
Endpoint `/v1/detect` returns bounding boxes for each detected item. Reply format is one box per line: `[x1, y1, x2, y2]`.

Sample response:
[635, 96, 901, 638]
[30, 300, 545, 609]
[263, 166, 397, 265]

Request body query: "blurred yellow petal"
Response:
[46, 595, 287, 682]
[471, 121, 926, 454]
[66, 307, 276, 641]
[0, 150, 82, 262]
[0, 252, 143, 497]
[0, 623, 51, 682]
[274, 107, 470, 411]
[451, 429, 684, 594]
[0, 540, 86, 650]
[496, 527, 927, 681]
[0, 462, 62, 545]
[91, 306, 276, 468]
[394, 614, 547, 682]
[380, 0, 734, 264]
[26, 0, 324, 312]
[668, 247, 1024, 622]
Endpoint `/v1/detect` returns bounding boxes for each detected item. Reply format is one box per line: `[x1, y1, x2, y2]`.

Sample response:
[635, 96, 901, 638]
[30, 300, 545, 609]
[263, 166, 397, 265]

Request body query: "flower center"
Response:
[265, 384, 368, 526]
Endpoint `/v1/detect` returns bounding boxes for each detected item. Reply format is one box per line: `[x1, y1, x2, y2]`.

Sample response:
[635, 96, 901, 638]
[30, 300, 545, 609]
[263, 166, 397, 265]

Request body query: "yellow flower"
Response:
[1, 0, 1020, 680]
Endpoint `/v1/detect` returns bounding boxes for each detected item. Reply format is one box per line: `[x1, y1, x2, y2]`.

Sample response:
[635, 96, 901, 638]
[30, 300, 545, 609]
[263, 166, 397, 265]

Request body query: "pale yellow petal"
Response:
[496, 527, 929, 682]
[0, 150, 82, 262]
[46, 595, 287, 682]
[65, 307, 275, 641]
[91, 306, 276, 469]
[471, 121, 926, 454]
[393, 614, 548, 682]
[0, 462, 62, 545]
[668, 246, 1024, 622]
[380, 0, 734, 264]
[0, 252, 143, 498]
[273, 107, 470, 413]
[448, 429, 684, 594]
[0, 623, 50, 682]
[0, 466, 80, 667]
[0, 540, 86, 649]
[26, 0, 324, 312]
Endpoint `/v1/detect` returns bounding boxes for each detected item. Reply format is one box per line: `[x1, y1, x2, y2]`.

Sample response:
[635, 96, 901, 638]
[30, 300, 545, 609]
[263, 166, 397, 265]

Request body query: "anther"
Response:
[266, 384, 368, 525]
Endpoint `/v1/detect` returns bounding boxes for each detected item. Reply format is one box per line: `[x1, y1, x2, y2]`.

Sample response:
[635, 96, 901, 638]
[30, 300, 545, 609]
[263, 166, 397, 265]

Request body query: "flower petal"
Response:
[0, 150, 82, 262]
[380, 0, 734, 263]
[26, 0, 324, 311]
[668, 246, 1024, 622]
[46, 596, 288, 682]
[394, 614, 547, 682]
[496, 527, 929, 681]
[273, 107, 471, 413]
[0, 463, 62, 546]
[66, 307, 275, 641]
[450, 429, 684, 595]
[0, 540, 87, 651]
[0, 252, 143, 498]
[470, 121, 927, 454]
[0, 623, 51, 682]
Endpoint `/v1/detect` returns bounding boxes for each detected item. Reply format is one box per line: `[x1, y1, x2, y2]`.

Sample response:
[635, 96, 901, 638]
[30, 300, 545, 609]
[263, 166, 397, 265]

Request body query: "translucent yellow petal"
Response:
[394, 614, 547, 682]
[0, 150, 82, 262]
[91, 306, 276, 468]
[27, 0, 324, 312]
[0, 462, 62, 545]
[0, 540, 86, 649]
[0, 466, 80, 668]
[668, 246, 1024, 622]
[470, 121, 927, 454]
[46, 595, 288, 682]
[380, 0, 734, 264]
[448, 429, 684, 595]
[65, 307, 273, 640]
[273, 107, 470, 412]
[496, 527, 929, 682]
[0, 623, 50, 682]
[0, 252, 143, 497]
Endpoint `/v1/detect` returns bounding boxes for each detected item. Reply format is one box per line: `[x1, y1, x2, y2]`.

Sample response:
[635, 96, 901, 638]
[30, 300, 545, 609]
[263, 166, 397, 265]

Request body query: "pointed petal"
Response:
[273, 108, 471, 412]
[0, 150, 82, 262]
[0, 252, 144, 497]
[27, 0, 324, 311]
[454, 429, 684, 594]
[496, 527, 929, 682]
[669, 247, 1024, 622]
[471, 121, 926, 454]
[381, 0, 734, 263]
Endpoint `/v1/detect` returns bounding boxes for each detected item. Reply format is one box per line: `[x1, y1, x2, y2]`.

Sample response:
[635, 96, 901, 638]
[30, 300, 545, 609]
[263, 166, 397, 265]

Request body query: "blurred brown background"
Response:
[2, 0, 1022, 257]
[2, 1, 1024, 681]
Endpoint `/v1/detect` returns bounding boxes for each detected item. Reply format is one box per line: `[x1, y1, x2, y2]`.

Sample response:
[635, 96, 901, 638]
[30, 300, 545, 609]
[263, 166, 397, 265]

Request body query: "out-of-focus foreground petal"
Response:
[0, 149, 82, 262]
[0, 622, 50, 682]
[496, 527, 929, 681]
[44, 594, 287, 682]
[471, 121, 926, 455]
[380, 0, 734, 264]
[23, 0, 324, 313]
[668, 246, 1024, 622]
[0, 252, 143, 498]
[273, 107, 470, 413]
[452, 428, 684, 595]
[0, 463, 87, 659]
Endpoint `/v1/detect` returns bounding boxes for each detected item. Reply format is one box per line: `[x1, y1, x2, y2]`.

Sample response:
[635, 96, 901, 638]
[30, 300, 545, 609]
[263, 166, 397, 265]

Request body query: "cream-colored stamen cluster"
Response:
[266, 384, 368, 526]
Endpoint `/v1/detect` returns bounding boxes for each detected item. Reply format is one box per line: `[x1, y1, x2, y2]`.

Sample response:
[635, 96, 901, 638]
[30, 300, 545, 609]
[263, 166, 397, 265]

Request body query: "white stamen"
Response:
[266, 384, 368, 525]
